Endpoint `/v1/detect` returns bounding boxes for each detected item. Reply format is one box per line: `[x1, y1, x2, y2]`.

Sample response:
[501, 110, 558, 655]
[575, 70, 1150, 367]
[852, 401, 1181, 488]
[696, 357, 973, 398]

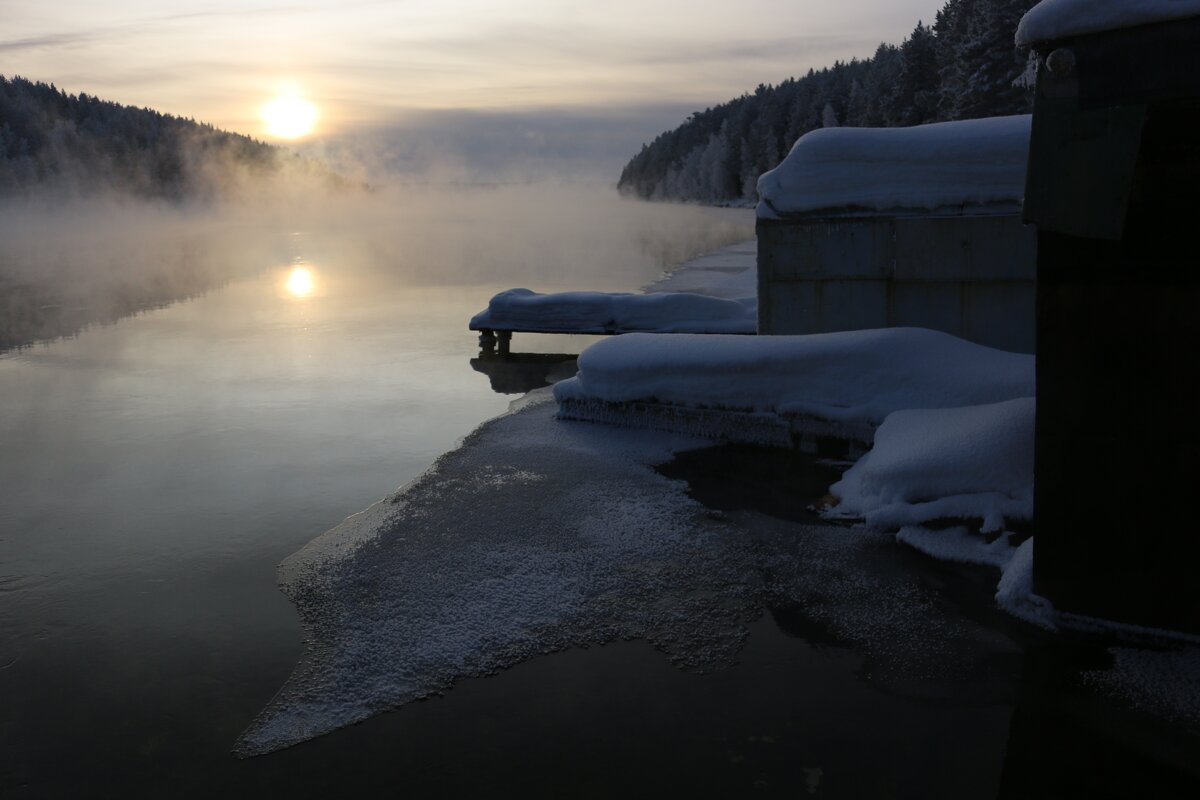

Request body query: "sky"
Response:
[2, 1, 950, 177]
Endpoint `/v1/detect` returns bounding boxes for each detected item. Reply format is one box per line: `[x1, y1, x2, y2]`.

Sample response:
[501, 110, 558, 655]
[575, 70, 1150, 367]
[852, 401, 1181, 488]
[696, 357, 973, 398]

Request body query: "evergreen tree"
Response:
[0, 75, 344, 200]
[952, 0, 1040, 119]
[821, 102, 840, 128]
[618, 0, 1037, 203]
[886, 22, 940, 126]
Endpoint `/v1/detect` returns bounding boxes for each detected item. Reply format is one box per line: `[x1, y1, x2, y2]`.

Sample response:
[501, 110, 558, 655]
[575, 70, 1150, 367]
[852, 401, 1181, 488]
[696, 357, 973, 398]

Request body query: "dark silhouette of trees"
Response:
[618, 0, 1039, 203]
[0, 75, 341, 200]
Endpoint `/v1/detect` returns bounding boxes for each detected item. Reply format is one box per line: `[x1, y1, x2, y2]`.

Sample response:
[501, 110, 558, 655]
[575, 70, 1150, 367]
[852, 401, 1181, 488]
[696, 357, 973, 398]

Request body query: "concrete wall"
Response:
[757, 213, 1037, 353]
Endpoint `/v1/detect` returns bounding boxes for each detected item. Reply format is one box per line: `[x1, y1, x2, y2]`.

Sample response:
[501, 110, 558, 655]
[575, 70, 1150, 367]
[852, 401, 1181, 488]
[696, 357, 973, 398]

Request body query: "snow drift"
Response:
[828, 397, 1035, 534]
[554, 327, 1034, 429]
[1017, 0, 1200, 45]
[756, 115, 1031, 219]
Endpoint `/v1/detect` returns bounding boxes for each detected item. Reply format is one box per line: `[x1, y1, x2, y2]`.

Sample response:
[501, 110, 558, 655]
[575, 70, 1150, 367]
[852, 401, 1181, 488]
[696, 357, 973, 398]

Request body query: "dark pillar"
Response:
[1025, 18, 1200, 633]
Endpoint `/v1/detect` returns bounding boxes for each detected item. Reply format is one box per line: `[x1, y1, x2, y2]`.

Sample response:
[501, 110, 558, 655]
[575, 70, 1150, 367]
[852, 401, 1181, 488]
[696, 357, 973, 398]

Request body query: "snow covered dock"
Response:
[469, 241, 758, 349]
[470, 289, 754, 338]
[755, 115, 1036, 353]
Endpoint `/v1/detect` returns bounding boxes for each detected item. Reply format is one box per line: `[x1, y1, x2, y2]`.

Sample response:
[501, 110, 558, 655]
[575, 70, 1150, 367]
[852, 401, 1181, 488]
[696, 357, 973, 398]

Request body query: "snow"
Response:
[469, 287, 756, 335]
[235, 390, 1012, 755]
[756, 115, 1032, 220]
[469, 240, 758, 335]
[1082, 646, 1200, 731]
[994, 538, 1056, 629]
[234, 390, 727, 754]
[1017, 0, 1200, 45]
[555, 327, 1034, 429]
[896, 526, 1017, 570]
[644, 240, 757, 298]
[824, 398, 1040, 625]
[241, 231, 1200, 753]
[827, 398, 1035, 534]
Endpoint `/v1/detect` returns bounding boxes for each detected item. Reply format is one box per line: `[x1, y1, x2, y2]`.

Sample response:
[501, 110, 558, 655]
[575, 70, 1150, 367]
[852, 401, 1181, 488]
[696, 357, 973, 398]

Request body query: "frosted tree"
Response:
[886, 21, 940, 126]
[0, 74, 349, 201]
[954, 0, 1039, 118]
[614, 0, 1037, 202]
[822, 102, 840, 128]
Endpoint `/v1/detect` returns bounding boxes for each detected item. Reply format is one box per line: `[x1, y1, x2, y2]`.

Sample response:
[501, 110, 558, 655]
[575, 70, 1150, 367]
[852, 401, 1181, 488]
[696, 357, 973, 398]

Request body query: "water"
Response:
[3, 184, 1196, 798]
[0, 184, 752, 797]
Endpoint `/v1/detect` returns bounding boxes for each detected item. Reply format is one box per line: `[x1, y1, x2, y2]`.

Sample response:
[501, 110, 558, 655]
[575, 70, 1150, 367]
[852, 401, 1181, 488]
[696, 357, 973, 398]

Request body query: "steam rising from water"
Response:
[0, 180, 753, 352]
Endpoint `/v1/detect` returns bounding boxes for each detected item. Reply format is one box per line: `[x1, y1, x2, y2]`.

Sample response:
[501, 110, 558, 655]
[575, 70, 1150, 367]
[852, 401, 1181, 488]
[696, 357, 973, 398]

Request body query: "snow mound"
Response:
[1017, 0, 1200, 45]
[822, 398, 1048, 629]
[756, 115, 1031, 219]
[828, 398, 1200, 644]
[555, 328, 1034, 429]
[469, 288, 756, 334]
[828, 398, 1035, 534]
[994, 538, 1056, 629]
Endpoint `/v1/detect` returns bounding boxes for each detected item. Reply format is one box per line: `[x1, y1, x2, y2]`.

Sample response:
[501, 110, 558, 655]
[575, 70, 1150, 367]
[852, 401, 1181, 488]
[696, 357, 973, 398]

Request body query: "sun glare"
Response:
[262, 92, 317, 139]
[286, 266, 315, 297]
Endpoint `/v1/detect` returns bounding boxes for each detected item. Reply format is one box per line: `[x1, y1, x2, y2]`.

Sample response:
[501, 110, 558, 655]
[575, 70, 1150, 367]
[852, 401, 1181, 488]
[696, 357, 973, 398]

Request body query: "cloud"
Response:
[3, 0, 949, 140]
[0, 3, 340, 54]
[0, 32, 94, 53]
[298, 103, 705, 183]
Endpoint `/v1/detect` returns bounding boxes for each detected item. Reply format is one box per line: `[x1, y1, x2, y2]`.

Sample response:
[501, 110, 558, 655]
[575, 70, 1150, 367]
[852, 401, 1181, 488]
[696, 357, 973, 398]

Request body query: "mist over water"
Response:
[0, 179, 752, 796]
[0, 182, 750, 351]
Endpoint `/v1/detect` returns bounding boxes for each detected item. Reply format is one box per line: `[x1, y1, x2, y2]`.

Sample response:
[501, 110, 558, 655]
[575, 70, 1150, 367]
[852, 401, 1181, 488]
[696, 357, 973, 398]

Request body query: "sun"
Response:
[262, 92, 317, 139]
[286, 266, 315, 297]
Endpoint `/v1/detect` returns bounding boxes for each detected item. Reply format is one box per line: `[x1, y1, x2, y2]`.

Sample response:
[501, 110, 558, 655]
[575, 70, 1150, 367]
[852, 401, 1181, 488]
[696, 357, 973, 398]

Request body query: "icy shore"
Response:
[242, 239, 1198, 755]
[236, 391, 1033, 756]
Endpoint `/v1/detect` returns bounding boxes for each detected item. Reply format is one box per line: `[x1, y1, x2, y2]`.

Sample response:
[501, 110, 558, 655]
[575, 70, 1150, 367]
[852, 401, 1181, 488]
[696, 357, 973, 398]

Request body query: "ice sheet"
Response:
[236, 392, 1018, 755]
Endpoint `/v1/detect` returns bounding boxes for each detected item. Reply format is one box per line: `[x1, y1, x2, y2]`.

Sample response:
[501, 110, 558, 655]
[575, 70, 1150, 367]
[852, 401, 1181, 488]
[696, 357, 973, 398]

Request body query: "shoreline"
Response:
[235, 237, 1199, 795]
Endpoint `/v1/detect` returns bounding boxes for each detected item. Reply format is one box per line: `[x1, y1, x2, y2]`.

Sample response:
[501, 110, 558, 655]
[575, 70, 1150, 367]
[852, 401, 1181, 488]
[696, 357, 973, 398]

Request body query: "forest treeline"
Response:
[0, 75, 343, 201]
[618, 0, 1038, 203]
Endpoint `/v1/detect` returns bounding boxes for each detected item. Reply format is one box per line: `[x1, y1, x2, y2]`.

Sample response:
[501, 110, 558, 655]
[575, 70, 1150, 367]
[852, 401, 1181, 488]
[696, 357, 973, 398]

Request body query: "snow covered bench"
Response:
[755, 115, 1036, 353]
[469, 288, 756, 351]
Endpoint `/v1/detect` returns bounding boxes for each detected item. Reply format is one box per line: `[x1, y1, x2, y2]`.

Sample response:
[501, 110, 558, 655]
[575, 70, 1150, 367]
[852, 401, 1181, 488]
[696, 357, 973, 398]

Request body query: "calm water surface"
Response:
[2, 185, 1195, 798]
[0, 185, 752, 796]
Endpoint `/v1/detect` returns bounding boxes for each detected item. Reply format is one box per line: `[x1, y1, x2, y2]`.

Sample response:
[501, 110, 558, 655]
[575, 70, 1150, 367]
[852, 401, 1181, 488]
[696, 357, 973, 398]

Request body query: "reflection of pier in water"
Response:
[469, 351, 578, 395]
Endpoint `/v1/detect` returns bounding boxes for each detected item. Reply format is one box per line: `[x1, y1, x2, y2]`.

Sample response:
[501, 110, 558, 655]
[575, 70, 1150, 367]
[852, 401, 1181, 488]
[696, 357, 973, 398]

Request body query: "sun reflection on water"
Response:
[286, 266, 315, 298]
